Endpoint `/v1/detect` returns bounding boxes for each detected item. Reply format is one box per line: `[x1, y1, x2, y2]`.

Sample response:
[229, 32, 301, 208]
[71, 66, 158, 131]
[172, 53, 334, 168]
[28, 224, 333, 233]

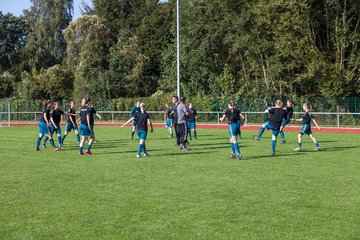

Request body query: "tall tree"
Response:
[24, 0, 73, 70]
[63, 15, 109, 100]
[0, 12, 28, 74]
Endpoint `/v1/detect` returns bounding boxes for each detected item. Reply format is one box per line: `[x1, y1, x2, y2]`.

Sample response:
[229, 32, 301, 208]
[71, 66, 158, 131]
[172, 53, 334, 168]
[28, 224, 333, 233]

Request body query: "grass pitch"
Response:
[0, 126, 360, 239]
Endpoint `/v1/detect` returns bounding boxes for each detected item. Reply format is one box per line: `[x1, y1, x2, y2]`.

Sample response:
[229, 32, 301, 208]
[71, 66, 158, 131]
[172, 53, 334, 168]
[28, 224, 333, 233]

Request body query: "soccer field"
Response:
[0, 126, 359, 239]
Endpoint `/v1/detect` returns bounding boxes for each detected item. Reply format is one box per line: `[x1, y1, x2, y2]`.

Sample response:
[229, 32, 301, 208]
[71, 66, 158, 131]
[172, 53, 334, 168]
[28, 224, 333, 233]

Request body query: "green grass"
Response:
[0, 126, 360, 240]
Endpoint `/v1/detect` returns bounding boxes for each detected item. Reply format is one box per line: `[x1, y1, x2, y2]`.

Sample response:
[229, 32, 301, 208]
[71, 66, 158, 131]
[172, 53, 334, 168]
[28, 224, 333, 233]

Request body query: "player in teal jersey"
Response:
[130, 101, 140, 139]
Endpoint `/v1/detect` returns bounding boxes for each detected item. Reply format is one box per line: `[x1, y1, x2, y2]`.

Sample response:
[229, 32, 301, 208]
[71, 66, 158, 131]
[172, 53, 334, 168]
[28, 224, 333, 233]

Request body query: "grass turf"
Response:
[0, 126, 359, 240]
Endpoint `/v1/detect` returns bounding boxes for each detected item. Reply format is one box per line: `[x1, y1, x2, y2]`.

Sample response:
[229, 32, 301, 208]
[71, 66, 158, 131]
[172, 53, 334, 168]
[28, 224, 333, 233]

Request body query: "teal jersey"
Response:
[130, 107, 140, 118]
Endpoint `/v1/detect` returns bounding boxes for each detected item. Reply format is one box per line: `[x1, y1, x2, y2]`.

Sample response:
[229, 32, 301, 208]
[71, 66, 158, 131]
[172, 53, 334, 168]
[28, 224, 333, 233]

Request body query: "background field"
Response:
[0, 126, 359, 240]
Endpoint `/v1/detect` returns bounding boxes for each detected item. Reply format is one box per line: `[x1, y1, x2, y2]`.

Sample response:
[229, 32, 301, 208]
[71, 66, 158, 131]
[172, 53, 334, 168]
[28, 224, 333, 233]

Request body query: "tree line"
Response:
[1, 0, 360, 102]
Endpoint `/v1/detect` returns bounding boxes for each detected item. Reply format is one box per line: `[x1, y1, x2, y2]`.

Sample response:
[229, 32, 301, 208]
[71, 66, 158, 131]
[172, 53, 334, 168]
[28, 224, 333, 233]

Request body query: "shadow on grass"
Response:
[314, 146, 358, 152]
[244, 152, 306, 160]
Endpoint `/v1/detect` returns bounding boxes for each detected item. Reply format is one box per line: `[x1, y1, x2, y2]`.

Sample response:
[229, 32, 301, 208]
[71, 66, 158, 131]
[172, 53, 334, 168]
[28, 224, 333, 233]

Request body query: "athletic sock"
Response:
[80, 146, 83, 153]
[61, 134, 67, 143]
[279, 131, 285, 141]
[233, 143, 241, 155]
[49, 139, 56, 148]
[131, 131, 135, 139]
[36, 136, 43, 149]
[43, 136, 49, 144]
[230, 143, 235, 154]
[138, 144, 143, 155]
[143, 143, 147, 154]
[315, 142, 319, 148]
[298, 142, 302, 149]
[194, 131, 197, 138]
[257, 127, 265, 138]
[188, 131, 192, 140]
[87, 144, 92, 151]
[76, 134, 80, 143]
[272, 140, 277, 152]
[238, 130, 241, 139]
[58, 136, 62, 147]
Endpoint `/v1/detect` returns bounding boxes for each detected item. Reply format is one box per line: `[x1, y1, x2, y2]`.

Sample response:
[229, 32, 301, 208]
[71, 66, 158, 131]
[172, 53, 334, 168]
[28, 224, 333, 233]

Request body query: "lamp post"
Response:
[176, 0, 180, 98]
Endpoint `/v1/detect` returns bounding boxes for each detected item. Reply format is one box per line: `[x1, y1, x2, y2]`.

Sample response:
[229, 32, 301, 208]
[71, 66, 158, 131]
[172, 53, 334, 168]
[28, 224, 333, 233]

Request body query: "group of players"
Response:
[119, 96, 198, 157]
[35, 98, 100, 155]
[35, 96, 320, 159]
[219, 99, 321, 159]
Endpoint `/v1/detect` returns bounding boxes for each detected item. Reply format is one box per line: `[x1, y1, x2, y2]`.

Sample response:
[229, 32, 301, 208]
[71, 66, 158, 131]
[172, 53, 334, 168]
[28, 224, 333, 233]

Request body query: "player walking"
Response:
[294, 103, 321, 151]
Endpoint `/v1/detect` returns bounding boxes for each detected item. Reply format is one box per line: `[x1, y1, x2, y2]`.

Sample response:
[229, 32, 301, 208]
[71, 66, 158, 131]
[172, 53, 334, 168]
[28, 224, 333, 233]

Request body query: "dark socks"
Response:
[36, 136, 43, 149]
[49, 139, 56, 148]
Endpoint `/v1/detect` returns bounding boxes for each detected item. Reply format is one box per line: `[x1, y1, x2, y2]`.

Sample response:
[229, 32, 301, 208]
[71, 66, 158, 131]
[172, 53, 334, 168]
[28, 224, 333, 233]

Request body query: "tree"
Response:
[63, 15, 109, 100]
[24, 0, 73, 70]
[0, 12, 28, 75]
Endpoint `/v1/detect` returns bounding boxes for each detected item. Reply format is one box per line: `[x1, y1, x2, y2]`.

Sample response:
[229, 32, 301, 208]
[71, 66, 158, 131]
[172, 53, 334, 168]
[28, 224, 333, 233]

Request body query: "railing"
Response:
[0, 111, 359, 128]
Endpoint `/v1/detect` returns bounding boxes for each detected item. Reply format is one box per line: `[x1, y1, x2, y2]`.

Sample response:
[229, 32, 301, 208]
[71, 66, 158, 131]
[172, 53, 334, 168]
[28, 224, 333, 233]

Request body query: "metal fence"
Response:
[1, 111, 359, 128]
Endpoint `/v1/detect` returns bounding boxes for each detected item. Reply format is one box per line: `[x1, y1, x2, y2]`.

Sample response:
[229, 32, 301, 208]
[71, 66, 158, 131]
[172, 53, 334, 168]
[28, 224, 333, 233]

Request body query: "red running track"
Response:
[4, 122, 360, 134]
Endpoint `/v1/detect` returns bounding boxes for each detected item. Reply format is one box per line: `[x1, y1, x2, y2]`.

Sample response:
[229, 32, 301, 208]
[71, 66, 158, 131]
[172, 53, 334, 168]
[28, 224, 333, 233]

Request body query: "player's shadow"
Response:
[318, 146, 358, 152]
[95, 148, 171, 155]
[244, 152, 306, 160]
[155, 151, 215, 157]
[194, 142, 231, 147]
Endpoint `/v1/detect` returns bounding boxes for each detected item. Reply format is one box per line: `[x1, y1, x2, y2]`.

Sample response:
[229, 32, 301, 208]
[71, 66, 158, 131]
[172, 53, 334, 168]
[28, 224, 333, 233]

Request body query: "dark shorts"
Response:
[262, 122, 280, 137]
[166, 119, 173, 128]
[300, 124, 312, 135]
[137, 130, 147, 140]
[80, 124, 92, 137]
[281, 119, 291, 128]
[65, 122, 78, 132]
[38, 121, 49, 134]
[187, 121, 196, 129]
[228, 123, 240, 137]
[50, 123, 61, 134]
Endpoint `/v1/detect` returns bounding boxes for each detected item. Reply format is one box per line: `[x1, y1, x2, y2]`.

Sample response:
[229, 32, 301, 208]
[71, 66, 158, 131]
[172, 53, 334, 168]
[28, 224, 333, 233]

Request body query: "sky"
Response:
[0, 0, 94, 20]
[0, 0, 168, 20]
